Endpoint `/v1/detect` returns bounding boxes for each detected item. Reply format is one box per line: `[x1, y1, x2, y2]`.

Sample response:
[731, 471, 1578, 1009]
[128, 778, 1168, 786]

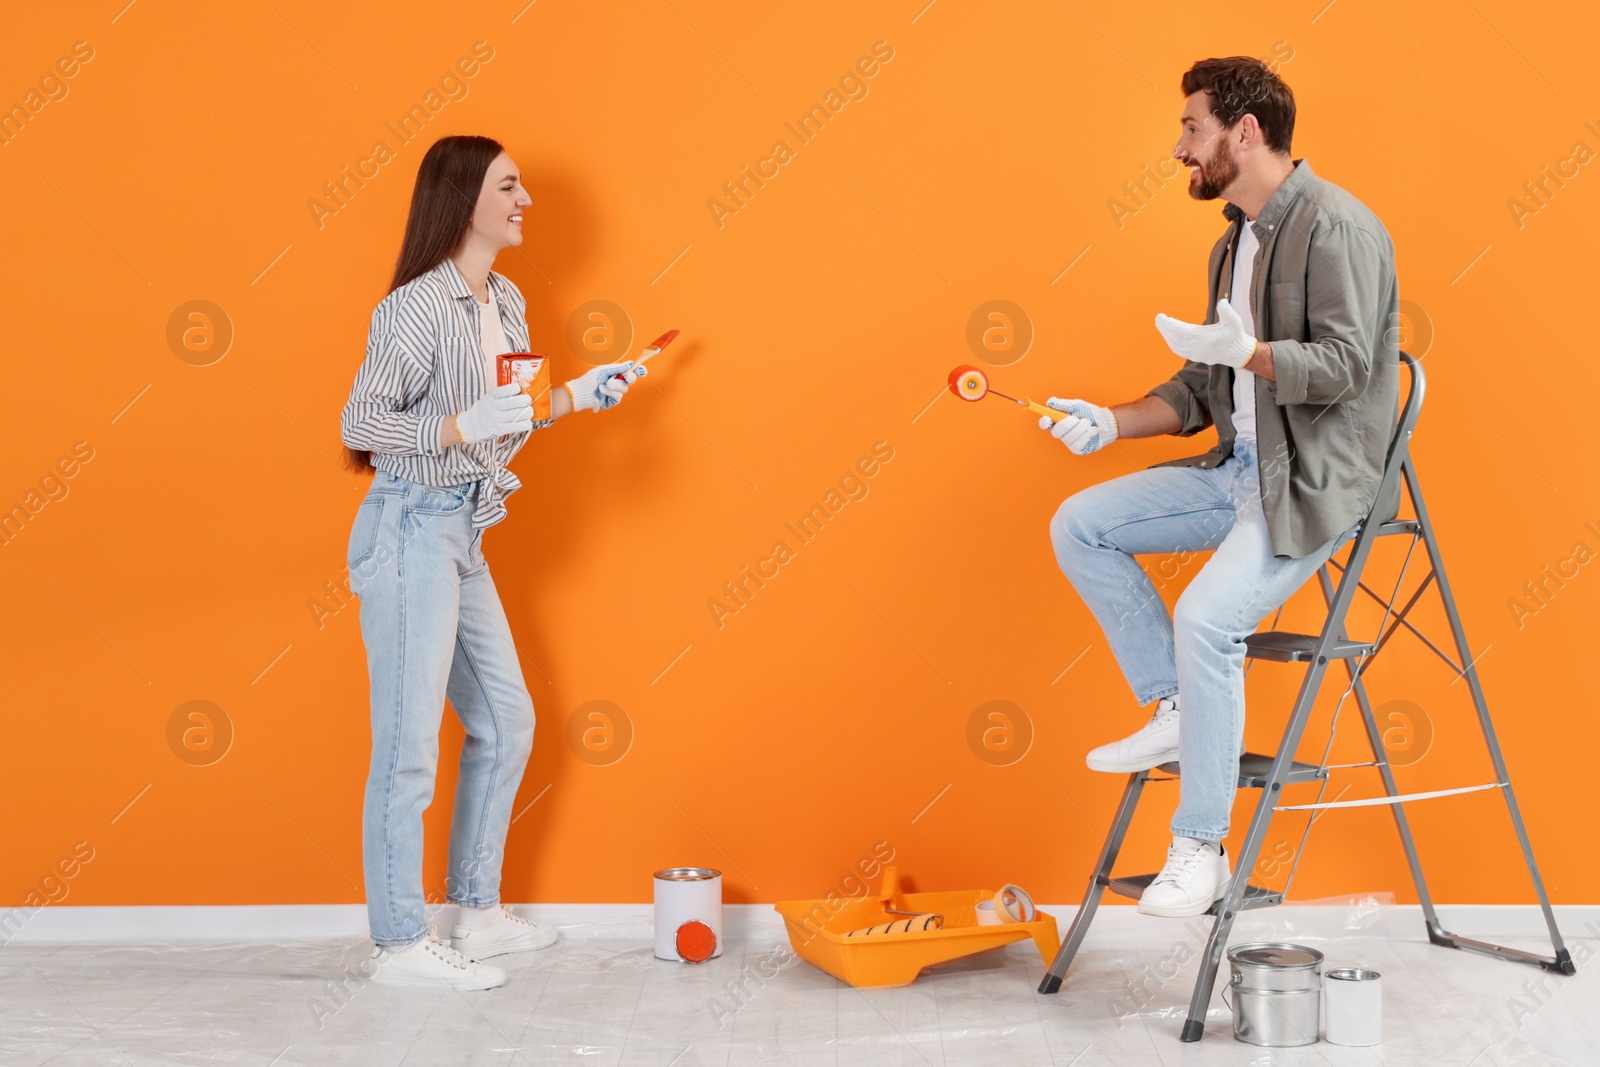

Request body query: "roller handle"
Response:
[1026, 398, 1066, 423]
[877, 865, 900, 907]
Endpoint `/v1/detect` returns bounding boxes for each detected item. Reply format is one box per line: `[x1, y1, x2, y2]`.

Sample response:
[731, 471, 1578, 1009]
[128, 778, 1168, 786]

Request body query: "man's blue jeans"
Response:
[347, 470, 536, 948]
[1049, 439, 1357, 841]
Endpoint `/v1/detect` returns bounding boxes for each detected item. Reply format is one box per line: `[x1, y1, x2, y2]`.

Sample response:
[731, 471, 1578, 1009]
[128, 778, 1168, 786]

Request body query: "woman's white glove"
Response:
[1039, 397, 1118, 455]
[455, 382, 533, 442]
[565, 360, 645, 412]
[1154, 297, 1257, 369]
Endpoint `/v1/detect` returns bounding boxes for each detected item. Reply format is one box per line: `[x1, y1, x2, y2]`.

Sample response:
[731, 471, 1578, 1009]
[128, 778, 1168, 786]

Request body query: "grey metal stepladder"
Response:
[1036, 352, 1575, 1041]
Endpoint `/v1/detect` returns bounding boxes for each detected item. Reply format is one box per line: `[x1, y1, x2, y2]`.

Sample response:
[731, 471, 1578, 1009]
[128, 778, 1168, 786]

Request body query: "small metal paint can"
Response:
[1324, 968, 1382, 1046]
[653, 867, 722, 962]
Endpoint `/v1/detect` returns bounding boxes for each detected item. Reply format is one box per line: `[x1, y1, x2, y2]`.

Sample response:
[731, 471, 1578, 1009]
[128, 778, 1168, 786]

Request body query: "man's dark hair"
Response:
[1181, 57, 1295, 154]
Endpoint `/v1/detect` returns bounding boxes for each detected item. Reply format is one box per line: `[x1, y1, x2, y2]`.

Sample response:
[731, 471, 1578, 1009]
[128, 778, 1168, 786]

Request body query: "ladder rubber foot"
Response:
[1556, 949, 1576, 976]
[1180, 1019, 1204, 1042]
[1038, 974, 1063, 995]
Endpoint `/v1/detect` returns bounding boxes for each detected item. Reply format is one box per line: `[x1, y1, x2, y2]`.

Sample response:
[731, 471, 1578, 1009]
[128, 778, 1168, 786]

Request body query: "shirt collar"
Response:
[1223, 158, 1313, 238]
[435, 257, 474, 299]
[435, 257, 505, 304]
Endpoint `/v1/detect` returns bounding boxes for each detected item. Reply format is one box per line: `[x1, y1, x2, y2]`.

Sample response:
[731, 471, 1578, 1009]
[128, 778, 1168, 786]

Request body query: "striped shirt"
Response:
[340, 258, 553, 530]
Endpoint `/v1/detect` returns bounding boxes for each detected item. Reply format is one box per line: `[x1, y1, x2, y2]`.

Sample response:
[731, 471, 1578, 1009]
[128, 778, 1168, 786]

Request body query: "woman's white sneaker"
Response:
[1087, 698, 1181, 772]
[369, 936, 506, 991]
[450, 906, 559, 958]
[1136, 836, 1231, 917]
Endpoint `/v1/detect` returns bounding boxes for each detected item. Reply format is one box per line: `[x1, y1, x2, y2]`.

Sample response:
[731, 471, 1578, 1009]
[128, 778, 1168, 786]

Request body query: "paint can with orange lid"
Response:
[653, 867, 722, 962]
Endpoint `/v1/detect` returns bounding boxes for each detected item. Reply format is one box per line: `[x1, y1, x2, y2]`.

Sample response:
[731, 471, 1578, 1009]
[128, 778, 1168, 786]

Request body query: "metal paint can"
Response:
[653, 867, 722, 962]
[1225, 942, 1323, 1047]
[1324, 968, 1382, 1046]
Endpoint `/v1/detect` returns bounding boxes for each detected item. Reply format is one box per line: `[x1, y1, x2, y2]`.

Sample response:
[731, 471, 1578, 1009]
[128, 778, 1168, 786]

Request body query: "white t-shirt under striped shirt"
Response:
[475, 284, 513, 375]
[340, 258, 553, 530]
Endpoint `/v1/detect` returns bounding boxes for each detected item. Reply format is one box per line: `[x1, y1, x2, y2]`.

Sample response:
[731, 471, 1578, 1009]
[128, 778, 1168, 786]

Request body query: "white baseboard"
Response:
[4, 903, 1597, 947]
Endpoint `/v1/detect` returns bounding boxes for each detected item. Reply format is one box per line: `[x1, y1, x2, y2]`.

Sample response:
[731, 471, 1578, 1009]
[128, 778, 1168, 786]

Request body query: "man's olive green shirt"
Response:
[1147, 159, 1401, 559]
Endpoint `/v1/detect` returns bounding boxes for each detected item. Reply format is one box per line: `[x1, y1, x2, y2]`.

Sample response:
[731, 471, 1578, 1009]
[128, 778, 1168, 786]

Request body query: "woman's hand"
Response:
[563, 361, 645, 412]
[453, 382, 533, 443]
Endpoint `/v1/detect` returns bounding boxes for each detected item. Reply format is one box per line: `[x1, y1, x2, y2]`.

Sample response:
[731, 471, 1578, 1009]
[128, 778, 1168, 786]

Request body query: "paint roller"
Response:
[948, 364, 1068, 423]
[845, 913, 944, 937]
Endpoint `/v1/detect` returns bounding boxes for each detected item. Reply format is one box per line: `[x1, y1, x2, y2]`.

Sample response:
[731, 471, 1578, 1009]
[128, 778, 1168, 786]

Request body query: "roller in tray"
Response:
[774, 866, 1060, 988]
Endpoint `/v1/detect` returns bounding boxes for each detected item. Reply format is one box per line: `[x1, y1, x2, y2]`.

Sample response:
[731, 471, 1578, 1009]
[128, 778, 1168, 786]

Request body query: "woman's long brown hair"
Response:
[343, 134, 506, 474]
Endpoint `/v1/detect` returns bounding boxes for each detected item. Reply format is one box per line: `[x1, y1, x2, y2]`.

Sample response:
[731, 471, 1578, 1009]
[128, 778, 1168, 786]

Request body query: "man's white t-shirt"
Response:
[1229, 220, 1260, 443]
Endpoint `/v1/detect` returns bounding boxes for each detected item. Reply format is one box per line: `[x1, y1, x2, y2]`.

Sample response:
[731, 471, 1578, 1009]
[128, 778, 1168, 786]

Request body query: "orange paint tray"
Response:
[774, 866, 1060, 988]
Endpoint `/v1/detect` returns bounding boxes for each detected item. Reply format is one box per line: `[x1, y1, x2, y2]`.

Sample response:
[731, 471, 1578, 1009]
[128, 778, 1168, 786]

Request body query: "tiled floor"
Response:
[2, 919, 1593, 1065]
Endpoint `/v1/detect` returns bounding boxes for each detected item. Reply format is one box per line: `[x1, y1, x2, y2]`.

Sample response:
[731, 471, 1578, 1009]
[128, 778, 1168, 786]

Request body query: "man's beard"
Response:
[1187, 141, 1238, 201]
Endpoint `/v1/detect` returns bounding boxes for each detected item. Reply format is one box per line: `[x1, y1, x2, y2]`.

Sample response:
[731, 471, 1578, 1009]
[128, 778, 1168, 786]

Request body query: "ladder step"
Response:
[1245, 631, 1374, 662]
[1106, 873, 1283, 912]
[1155, 751, 1328, 788]
[1374, 518, 1420, 535]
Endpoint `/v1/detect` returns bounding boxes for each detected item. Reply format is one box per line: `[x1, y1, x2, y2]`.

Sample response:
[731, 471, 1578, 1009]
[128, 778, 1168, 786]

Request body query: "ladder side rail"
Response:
[1403, 455, 1572, 969]
[1318, 559, 1445, 930]
[1181, 351, 1425, 1041]
[1181, 504, 1395, 1041]
[1039, 771, 1152, 993]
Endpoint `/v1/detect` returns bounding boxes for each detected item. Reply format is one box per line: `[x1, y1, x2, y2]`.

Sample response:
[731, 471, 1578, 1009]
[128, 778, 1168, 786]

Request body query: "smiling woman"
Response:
[336, 134, 650, 992]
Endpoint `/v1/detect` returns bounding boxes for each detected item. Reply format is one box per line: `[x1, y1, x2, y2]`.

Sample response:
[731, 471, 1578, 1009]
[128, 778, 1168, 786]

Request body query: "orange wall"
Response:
[4, 1, 1597, 912]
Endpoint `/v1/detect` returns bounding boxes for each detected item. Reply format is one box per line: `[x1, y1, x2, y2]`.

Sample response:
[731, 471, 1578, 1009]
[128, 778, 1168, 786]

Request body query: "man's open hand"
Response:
[1154, 297, 1256, 369]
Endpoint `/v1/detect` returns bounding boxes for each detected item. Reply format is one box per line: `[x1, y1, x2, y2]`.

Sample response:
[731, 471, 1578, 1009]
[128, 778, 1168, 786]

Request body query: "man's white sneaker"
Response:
[1087, 698, 1180, 772]
[450, 906, 559, 959]
[1137, 836, 1231, 918]
[368, 936, 506, 991]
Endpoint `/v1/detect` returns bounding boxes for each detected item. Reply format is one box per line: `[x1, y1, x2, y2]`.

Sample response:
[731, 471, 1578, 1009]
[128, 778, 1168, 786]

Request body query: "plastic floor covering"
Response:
[1, 918, 1594, 1065]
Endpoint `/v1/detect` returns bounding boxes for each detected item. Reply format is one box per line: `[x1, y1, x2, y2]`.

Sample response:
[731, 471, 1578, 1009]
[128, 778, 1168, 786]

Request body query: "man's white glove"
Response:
[455, 382, 533, 442]
[1154, 297, 1257, 369]
[565, 360, 645, 412]
[1039, 397, 1118, 456]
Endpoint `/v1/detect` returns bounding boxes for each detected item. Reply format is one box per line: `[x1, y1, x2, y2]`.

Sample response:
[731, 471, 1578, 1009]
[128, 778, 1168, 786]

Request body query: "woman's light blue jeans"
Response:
[347, 470, 536, 948]
[1049, 438, 1357, 842]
